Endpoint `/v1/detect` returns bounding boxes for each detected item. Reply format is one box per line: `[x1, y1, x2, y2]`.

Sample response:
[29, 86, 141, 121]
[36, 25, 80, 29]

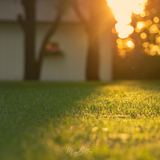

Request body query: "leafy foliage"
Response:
[113, 0, 160, 57]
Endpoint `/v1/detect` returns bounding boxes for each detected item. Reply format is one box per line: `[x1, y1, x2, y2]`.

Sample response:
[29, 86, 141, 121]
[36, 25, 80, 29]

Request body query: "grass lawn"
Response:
[0, 81, 160, 160]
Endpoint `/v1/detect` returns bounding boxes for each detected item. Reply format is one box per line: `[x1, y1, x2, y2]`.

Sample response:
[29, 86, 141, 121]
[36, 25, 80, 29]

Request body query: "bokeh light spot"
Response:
[140, 32, 147, 39]
[158, 49, 160, 55]
[133, 4, 145, 15]
[153, 17, 159, 23]
[116, 38, 123, 44]
[107, 0, 148, 57]
[140, 11, 146, 17]
[151, 8, 157, 14]
[156, 36, 160, 43]
[145, 10, 150, 16]
[149, 24, 159, 34]
[153, 45, 159, 51]
[126, 40, 135, 49]
[107, 0, 147, 39]
[115, 23, 134, 39]
[150, 50, 156, 56]
[142, 42, 150, 48]
[145, 48, 150, 54]
[149, 44, 154, 49]
[137, 21, 146, 30]
[146, 19, 153, 27]
[119, 49, 126, 58]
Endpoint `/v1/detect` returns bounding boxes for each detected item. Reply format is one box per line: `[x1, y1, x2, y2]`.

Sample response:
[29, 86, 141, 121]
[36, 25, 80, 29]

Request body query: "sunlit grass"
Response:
[0, 81, 160, 160]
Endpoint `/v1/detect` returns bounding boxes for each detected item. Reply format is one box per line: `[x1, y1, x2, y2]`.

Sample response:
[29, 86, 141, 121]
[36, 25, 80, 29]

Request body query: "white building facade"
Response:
[0, 0, 113, 81]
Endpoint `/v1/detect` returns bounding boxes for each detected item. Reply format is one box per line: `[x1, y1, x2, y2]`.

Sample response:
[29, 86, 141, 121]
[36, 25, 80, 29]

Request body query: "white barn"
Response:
[0, 0, 113, 81]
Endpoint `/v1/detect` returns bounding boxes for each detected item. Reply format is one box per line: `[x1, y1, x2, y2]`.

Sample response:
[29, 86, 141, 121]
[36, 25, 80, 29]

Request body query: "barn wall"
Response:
[0, 23, 24, 80]
[36, 24, 88, 81]
[0, 23, 112, 81]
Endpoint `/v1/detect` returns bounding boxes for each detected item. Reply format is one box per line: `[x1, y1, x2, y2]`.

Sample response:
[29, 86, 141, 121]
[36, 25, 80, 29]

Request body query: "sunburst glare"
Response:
[107, 0, 148, 39]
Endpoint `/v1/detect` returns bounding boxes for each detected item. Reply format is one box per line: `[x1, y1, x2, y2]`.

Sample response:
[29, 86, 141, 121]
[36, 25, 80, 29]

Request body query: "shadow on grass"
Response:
[0, 81, 115, 159]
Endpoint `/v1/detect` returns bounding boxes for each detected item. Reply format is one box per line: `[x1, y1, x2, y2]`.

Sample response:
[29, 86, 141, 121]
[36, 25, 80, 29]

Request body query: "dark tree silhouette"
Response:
[73, 0, 114, 80]
[18, 0, 72, 80]
[18, 0, 113, 80]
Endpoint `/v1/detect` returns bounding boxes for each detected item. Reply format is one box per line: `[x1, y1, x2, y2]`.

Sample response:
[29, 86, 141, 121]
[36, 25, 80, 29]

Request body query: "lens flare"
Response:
[107, 0, 148, 38]
[115, 23, 134, 39]
[132, 4, 145, 15]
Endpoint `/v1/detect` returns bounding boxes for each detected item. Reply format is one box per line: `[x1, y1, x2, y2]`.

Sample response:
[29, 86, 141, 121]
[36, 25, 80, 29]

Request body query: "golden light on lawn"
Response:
[107, 0, 148, 39]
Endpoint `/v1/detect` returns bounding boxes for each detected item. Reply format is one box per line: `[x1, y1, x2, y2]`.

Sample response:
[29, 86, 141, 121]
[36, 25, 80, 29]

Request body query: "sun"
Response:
[107, 0, 148, 39]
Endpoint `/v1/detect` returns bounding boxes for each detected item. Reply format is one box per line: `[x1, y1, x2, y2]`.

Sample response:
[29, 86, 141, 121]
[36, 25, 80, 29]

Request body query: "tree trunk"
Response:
[86, 29, 100, 80]
[20, 0, 62, 80]
[22, 0, 36, 80]
[73, 0, 108, 81]
[35, 12, 62, 80]
[24, 33, 36, 80]
[86, 0, 102, 81]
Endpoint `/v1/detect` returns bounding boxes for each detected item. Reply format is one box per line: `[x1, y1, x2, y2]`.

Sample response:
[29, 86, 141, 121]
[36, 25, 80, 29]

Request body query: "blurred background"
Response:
[0, 0, 160, 81]
[111, 0, 160, 80]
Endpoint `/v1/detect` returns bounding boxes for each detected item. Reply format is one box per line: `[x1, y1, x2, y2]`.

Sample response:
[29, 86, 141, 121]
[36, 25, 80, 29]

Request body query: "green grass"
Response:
[0, 81, 160, 160]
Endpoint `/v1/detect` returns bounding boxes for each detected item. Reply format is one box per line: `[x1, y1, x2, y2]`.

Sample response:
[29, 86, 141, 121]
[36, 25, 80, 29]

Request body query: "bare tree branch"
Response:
[35, 11, 63, 78]
[17, 15, 26, 32]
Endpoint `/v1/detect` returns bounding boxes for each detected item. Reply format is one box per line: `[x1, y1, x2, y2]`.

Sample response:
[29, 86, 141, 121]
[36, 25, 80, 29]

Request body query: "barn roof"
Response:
[0, 0, 87, 23]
